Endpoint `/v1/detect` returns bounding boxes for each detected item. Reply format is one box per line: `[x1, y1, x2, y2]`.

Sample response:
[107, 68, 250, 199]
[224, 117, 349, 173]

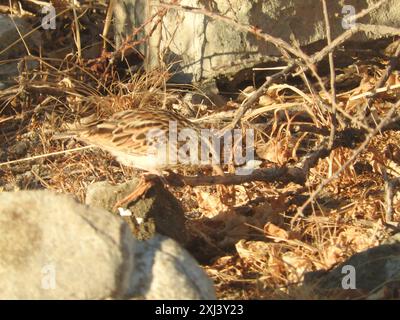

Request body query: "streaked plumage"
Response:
[65, 108, 215, 174]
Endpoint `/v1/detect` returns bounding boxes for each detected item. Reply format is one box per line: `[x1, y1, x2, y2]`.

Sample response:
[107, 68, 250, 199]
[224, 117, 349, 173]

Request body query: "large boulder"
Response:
[303, 235, 400, 299]
[0, 190, 215, 299]
[113, 0, 400, 84]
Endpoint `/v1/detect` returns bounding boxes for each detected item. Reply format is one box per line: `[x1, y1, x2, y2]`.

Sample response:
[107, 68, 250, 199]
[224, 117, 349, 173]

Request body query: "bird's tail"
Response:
[52, 114, 100, 140]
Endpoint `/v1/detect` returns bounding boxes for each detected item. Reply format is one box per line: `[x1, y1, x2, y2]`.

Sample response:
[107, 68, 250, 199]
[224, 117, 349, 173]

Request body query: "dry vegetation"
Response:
[1, 0, 400, 299]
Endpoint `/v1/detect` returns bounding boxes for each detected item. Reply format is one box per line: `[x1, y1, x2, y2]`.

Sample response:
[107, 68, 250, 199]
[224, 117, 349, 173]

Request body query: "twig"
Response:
[102, 0, 116, 51]
[311, 23, 400, 65]
[322, 0, 338, 151]
[0, 146, 93, 167]
[0, 115, 17, 124]
[22, 83, 82, 97]
[71, 1, 82, 60]
[349, 83, 400, 101]
[8, 2, 31, 56]
[163, 166, 305, 187]
[378, 41, 400, 89]
[347, 0, 390, 23]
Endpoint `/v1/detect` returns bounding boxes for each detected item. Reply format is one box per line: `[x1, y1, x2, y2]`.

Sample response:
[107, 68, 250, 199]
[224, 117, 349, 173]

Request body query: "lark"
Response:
[62, 107, 224, 209]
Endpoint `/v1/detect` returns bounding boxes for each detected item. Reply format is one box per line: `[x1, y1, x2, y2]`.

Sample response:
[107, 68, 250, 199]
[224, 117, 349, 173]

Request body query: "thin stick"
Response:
[311, 23, 400, 64]
[71, 1, 82, 59]
[102, 0, 116, 51]
[322, 0, 338, 150]
[347, 0, 389, 23]
[350, 83, 400, 101]
[8, 0, 31, 56]
[0, 146, 93, 167]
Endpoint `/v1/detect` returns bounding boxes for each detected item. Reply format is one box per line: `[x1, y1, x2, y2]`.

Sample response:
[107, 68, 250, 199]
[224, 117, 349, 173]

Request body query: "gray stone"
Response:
[114, 0, 400, 83]
[9, 141, 28, 158]
[86, 180, 190, 245]
[0, 15, 40, 60]
[131, 235, 216, 300]
[303, 242, 400, 298]
[0, 190, 135, 299]
[0, 15, 40, 85]
[0, 190, 214, 299]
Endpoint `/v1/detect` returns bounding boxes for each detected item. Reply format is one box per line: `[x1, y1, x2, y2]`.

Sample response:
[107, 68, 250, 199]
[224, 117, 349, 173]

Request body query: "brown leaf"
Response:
[264, 222, 289, 241]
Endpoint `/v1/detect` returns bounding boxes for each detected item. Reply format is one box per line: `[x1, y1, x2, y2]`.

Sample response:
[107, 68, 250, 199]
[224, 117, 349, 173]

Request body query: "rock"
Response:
[0, 15, 40, 60]
[303, 241, 400, 299]
[0, 58, 39, 87]
[9, 140, 29, 158]
[0, 190, 215, 299]
[132, 235, 216, 299]
[114, 0, 400, 84]
[0, 15, 40, 86]
[0, 190, 135, 299]
[85, 179, 190, 245]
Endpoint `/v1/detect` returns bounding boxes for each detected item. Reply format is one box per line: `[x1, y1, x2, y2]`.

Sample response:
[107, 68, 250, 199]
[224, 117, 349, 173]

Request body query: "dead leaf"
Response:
[195, 189, 229, 218]
[264, 222, 289, 241]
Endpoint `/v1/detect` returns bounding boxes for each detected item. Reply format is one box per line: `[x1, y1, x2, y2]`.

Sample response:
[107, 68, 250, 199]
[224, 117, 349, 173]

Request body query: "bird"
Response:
[61, 107, 224, 209]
